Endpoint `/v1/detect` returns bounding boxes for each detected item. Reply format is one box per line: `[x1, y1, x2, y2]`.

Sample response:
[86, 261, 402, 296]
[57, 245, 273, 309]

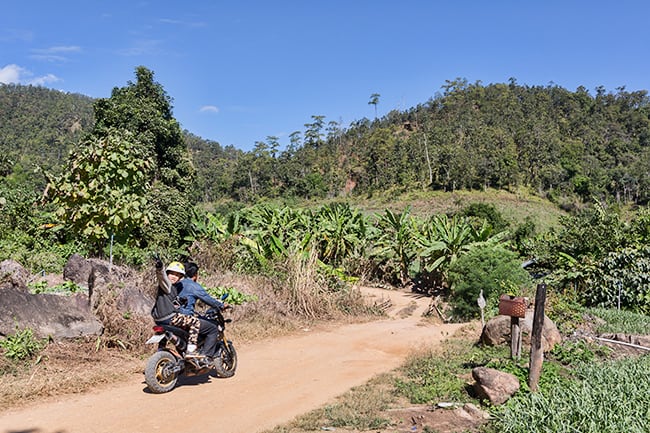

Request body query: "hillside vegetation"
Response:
[1, 67, 650, 432]
[0, 68, 648, 313]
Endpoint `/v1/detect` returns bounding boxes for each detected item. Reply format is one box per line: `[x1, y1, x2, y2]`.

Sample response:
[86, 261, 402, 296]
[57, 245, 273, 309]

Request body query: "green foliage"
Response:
[581, 246, 650, 313]
[447, 244, 531, 320]
[141, 182, 194, 251]
[544, 291, 586, 335]
[28, 280, 85, 295]
[92, 66, 195, 194]
[488, 356, 650, 433]
[460, 202, 509, 232]
[0, 84, 94, 177]
[205, 286, 258, 305]
[396, 340, 506, 404]
[371, 207, 417, 286]
[46, 128, 153, 251]
[0, 326, 46, 361]
[314, 202, 371, 266]
[548, 340, 599, 365]
[588, 307, 650, 334]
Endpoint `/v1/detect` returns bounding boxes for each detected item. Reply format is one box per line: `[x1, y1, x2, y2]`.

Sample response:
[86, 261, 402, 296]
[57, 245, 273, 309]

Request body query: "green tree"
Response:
[92, 66, 195, 194]
[46, 129, 153, 250]
[46, 66, 195, 252]
[368, 93, 380, 119]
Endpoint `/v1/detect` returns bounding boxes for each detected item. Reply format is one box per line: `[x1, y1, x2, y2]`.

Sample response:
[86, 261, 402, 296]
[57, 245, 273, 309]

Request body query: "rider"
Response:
[176, 262, 227, 362]
[151, 260, 202, 356]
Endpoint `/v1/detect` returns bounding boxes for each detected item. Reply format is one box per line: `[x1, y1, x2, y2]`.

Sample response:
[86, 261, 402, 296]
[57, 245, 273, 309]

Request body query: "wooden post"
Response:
[511, 317, 521, 360]
[528, 283, 547, 391]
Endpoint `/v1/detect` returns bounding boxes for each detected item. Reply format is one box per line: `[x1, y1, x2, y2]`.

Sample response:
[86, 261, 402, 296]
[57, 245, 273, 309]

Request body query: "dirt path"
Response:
[0, 288, 464, 433]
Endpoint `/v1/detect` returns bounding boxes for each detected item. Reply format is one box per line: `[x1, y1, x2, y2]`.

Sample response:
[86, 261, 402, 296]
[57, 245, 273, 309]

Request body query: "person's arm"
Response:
[195, 284, 224, 309]
[155, 260, 172, 294]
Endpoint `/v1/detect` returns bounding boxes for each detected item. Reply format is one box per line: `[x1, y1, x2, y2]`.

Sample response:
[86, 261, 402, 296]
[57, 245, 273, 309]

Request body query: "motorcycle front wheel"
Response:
[144, 351, 179, 393]
[213, 341, 237, 378]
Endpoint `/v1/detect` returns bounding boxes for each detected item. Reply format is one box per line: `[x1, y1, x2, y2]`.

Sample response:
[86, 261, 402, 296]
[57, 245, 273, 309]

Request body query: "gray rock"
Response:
[0, 287, 103, 338]
[481, 309, 562, 352]
[472, 367, 520, 405]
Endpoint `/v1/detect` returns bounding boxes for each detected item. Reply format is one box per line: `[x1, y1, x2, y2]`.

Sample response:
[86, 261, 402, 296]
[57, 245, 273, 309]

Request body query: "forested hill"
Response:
[2, 79, 650, 207]
[0, 84, 93, 181]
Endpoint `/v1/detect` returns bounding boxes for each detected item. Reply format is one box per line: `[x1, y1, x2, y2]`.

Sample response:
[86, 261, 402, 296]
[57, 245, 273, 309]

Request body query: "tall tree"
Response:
[368, 93, 380, 119]
[46, 66, 196, 252]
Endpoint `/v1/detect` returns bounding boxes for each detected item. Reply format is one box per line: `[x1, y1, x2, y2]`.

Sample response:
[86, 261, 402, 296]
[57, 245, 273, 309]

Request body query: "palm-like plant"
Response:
[415, 214, 505, 290]
[239, 204, 313, 264]
[371, 207, 417, 286]
[314, 203, 370, 266]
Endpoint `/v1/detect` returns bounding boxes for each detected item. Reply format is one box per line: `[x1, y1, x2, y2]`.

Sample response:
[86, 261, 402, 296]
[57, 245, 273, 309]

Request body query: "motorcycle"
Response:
[144, 304, 237, 393]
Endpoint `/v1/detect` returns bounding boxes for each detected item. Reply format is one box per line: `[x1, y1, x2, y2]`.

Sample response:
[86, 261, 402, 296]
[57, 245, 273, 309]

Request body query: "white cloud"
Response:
[28, 73, 60, 86]
[199, 105, 219, 113]
[30, 46, 82, 62]
[46, 46, 82, 53]
[0, 64, 60, 86]
[117, 39, 163, 56]
[0, 64, 25, 83]
[159, 18, 206, 28]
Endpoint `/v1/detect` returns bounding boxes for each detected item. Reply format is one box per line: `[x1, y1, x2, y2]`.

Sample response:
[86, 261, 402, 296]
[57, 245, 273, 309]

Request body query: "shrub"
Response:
[447, 244, 532, 321]
[0, 327, 46, 361]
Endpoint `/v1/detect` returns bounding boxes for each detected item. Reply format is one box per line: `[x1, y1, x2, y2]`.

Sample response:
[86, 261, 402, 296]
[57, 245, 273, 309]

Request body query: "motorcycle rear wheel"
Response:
[214, 341, 237, 378]
[144, 351, 179, 393]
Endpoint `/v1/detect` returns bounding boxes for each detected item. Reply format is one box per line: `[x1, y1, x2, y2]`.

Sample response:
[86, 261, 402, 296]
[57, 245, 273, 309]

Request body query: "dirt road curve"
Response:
[0, 287, 464, 433]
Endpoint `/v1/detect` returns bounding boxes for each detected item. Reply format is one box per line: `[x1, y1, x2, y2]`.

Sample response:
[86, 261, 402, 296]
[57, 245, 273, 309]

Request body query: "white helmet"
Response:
[165, 261, 185, 276]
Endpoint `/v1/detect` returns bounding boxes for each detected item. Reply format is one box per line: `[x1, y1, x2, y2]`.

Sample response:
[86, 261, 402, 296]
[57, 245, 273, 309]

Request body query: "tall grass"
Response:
[588, 307, 650, 335]
[487, 355, 650, 433]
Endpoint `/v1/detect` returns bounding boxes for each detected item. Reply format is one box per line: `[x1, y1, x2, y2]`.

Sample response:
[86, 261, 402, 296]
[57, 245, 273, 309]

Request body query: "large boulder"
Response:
[63, 253, 94, 289]
[481, 309, 562, 352]
[0, 287, 103, 338]
[0, 256, 154, 340]
[66, 255, 153, 317]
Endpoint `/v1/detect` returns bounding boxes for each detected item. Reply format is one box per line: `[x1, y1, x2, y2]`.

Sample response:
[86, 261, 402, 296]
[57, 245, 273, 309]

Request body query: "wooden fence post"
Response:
[511, 316, 521, 360]
[528, 283, 547, 391]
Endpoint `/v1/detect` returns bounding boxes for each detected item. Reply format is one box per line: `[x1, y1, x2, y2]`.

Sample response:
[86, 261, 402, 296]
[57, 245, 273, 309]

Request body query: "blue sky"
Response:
[2, 1, 649, 151]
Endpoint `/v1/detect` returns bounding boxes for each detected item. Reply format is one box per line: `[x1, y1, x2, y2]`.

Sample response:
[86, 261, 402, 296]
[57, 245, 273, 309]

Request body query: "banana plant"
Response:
[238, 204, 313, 265]
[314, 203, 370, 266]
[415, 214, 510, 290]
[370, 207, 417, 286]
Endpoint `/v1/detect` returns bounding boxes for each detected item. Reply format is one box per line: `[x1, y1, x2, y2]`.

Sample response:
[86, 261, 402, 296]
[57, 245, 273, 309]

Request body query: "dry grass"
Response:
[0, 246, 382, 415]
[0, 338, 143, 412]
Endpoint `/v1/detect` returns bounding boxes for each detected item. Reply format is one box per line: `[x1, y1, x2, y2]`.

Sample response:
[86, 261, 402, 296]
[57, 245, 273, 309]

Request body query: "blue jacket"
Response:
[176, 278, 224, 316]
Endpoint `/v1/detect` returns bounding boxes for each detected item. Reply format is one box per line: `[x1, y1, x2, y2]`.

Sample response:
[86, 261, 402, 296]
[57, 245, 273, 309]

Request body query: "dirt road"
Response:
[0, 287, 464, 433]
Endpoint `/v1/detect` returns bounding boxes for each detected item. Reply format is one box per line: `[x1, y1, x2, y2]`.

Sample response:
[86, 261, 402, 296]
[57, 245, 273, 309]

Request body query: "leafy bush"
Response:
[447, 244, 532, 321]
[205, 285, 258, 305]
[460, 202, 509, 232]
[582, 246, 650, 313]
[0, 327, 46, 361]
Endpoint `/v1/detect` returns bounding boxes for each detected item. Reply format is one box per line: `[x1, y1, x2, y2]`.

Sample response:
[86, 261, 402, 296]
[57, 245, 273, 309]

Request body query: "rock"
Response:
[63, 254, 93, 289]
[0, 286, 103, 338]
[472, 367, 520, 405]
[481, 309, 562, 352]
[0, 255, 154, 340]
[0, 259, 31, 291]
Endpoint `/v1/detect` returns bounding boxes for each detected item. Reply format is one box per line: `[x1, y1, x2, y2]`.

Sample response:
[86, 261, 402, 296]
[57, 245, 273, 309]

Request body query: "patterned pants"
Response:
[170, 313, 200, 346]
